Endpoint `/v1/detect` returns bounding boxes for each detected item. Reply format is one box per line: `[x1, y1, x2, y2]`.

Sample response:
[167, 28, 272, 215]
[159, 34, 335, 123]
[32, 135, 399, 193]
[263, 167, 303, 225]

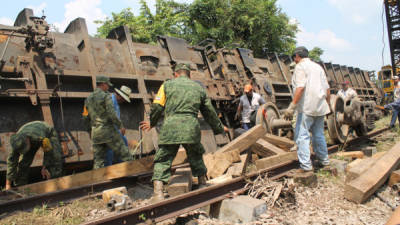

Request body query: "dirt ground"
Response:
[0, 116, 399, 225]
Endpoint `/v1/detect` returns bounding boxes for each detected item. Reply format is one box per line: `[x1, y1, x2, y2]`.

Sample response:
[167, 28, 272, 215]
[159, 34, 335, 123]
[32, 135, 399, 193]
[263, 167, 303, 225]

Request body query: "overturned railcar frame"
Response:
[0, 9, 382, 176]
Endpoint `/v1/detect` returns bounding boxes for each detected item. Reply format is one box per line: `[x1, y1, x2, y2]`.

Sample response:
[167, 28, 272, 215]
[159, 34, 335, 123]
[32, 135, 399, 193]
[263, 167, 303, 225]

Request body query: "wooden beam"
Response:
[17, 156, 156, 194]
[255, 152, 298, 171]
[344, 142, 400, 203]
[336, 151, 364, 159]
[252, 139, 287, 157]
[345, 152, 386, 183]
[18, 149, 184, 195]
[389, 169, 400, 187]
[216, 124, 266, 153]
[167, 167, 192, 197]
[262, 134, 295, 149]
[204, 149, 241, 179]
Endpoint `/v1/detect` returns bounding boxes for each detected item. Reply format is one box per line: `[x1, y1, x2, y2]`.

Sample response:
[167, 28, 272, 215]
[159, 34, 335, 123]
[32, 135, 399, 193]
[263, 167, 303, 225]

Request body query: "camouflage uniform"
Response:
[151, 64, 224, 183]
[7, 121, 63, 186]
[83, 85, 133, 169]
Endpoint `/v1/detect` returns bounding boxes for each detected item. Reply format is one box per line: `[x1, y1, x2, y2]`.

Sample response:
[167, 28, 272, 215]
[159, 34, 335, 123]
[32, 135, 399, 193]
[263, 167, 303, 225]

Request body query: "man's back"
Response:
[157, 76, 223, 145]
[85, 88, 120, 144]
[164, 76, 204, 117]
[17, 121, 50, 143]
[293, 58, 330, 116]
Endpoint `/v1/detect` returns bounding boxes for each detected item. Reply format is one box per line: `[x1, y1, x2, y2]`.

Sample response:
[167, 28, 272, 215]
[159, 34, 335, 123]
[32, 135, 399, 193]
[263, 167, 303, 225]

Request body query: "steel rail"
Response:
[0, 163, 189, 217]
[0, 127, 388, 220]
[82, 127, 389, 225]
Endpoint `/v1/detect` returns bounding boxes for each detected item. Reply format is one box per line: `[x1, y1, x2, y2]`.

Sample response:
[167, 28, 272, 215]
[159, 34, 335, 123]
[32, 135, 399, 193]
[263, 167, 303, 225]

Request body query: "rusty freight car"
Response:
[0, 8, 382, 180]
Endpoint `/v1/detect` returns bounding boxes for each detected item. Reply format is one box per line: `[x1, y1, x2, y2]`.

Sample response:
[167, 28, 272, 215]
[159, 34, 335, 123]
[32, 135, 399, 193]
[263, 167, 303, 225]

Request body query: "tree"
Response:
[309, 47, 324, 61]
[95, 0, 190, 44]
[95, 0, 298, 56]
[188, 0, 298, 56]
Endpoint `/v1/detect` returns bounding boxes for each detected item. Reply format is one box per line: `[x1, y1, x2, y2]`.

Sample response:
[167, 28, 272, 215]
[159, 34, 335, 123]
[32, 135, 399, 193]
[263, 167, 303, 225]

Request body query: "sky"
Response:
[0, 0, 390, 73]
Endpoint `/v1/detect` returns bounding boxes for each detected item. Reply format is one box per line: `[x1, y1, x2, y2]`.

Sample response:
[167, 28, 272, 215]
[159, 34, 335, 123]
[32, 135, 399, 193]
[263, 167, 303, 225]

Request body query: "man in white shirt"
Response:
[284, 46, 331, 172]
[337, 81, 357, 100]
[235, 84, 266, 130]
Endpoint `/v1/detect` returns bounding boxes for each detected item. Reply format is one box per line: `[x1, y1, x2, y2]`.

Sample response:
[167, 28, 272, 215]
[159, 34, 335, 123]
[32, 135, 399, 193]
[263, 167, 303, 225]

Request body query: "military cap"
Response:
[292, 46, 309, 59]
[174, 63, 191, 72]
[10, 133, 30, 154]
[96, 75, 113, 86]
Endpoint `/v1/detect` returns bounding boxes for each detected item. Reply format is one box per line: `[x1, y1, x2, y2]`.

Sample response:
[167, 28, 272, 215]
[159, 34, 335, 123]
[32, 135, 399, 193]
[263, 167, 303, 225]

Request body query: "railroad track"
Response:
[0, 127, 389, 223]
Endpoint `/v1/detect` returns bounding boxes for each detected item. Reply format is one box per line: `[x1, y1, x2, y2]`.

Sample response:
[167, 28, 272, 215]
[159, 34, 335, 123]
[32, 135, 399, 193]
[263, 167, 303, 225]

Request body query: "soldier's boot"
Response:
[150, 180, 165, 203]
[198, 175, 208, 189]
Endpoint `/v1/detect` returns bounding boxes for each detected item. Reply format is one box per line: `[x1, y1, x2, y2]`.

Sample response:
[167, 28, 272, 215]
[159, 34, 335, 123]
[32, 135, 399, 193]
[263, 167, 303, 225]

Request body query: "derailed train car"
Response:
[0, 9, 382, 177]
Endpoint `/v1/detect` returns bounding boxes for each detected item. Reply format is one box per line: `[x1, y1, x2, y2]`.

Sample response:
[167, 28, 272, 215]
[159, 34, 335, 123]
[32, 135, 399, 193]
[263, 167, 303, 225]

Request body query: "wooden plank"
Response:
[225, 154, 249, 177]
[172, 148, 187, 165]
[345, 152, 386, 182]
[389, 169, 400, 187]
[217, 124, 266, 153]
[336, 151, 364, 159]
[345, 158, 364, 172]
[17, 156, 155, 194]
[207, 174, 233, 185]
[167, 167, 192, 197]
[263, 134, 295, 149]
[253, 139, 287, 156]
[204, 149, 241, 179]
[344, 142, 400, 203]
[255, 152, 298, 171]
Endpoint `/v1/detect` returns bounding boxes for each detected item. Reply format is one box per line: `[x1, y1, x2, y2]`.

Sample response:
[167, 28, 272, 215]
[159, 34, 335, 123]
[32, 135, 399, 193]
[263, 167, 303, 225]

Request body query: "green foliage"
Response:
[95, 0, 297, 55]
[188, 0, 298, 55]
[309, 47, 324, 61]
[95, 0, 190, 44]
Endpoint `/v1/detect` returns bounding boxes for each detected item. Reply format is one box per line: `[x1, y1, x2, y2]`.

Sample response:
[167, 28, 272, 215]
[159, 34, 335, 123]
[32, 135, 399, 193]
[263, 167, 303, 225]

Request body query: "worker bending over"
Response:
[6, 121, 63, 189]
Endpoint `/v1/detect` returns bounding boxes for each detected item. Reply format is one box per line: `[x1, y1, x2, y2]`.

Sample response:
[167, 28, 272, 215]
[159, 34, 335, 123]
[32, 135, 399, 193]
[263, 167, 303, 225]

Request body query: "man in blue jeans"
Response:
[284, 47, 332, 172]
[105, 85, 131, 166]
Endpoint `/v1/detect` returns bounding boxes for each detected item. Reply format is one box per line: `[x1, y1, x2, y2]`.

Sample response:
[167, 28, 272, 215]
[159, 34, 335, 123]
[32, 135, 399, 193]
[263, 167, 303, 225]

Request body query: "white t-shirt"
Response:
[337, 88, 357, 100]
[292, 58, 330, 116]
[395, 83, 400, 101]
[239, 92, 266, 123]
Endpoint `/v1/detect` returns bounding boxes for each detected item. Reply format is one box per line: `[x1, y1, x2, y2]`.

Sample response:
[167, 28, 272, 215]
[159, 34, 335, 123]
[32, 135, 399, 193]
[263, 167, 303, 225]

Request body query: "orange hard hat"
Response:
[244, 84, 253, 93]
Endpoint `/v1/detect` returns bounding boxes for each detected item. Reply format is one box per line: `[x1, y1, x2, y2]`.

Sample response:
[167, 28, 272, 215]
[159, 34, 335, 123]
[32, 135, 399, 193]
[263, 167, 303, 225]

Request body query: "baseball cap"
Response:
[96, 75, 113, 86]
[342, 80, 350, 85]
[292, 46, 309, 59]
[174, 63, 191, 72]
[244, 84, 253, 93]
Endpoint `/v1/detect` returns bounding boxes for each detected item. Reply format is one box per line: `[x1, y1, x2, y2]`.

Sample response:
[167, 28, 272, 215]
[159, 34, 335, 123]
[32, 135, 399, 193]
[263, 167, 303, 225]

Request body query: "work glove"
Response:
[41, 167, 51, 180]
[283, 102, 297, 120]
[326, 104, 333, 116]
[5, 179, 11, 190]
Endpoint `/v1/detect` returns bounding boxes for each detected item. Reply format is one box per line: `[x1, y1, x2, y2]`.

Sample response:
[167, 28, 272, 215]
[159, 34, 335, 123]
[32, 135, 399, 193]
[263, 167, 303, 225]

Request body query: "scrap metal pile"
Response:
[0, 8, 383, 177]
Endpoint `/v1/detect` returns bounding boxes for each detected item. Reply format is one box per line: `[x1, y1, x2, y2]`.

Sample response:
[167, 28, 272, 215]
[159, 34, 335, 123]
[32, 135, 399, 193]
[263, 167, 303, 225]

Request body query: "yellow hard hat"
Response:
[42, 138, 53, 152]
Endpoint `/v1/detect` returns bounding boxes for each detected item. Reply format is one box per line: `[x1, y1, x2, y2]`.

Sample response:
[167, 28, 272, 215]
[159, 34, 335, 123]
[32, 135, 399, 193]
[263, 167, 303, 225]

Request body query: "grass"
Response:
[0, 198, 104, 225]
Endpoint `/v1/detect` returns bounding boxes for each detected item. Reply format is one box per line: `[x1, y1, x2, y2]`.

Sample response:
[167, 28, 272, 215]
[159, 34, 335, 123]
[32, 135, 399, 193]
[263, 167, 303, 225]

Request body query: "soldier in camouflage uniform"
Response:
[83, 75, 133, 169]
[5, 121, 63, 189]
[140, 63, 227, 202]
